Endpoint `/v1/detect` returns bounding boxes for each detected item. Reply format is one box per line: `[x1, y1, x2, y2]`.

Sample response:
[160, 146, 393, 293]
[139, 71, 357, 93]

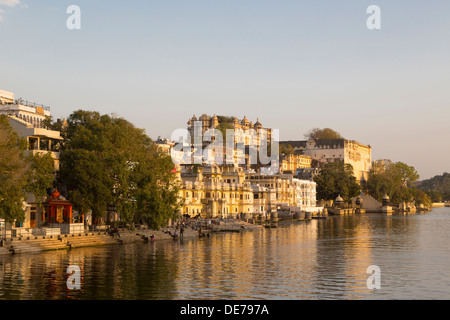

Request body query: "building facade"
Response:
[279, 153, 312, 173]
[280, 139, 372, 183]
[186, 114, 274, 167]
[1, 90, 65, 231]
[178, 164, 254, 219]
[246, 173, 318, 212]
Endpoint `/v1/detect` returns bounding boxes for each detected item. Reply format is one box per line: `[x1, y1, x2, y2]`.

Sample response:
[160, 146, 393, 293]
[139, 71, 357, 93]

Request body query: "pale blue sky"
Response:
[1, 0, 449, 179]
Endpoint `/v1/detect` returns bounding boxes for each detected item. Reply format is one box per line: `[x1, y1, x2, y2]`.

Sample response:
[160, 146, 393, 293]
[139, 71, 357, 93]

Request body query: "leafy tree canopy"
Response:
[313, 161, 361, 201]
[0, 116, 28, 223]
[417, 172, 450, 201]
[57, 110, 182, 229]
[366, 160, 420, 204]
[304, 128, 344, 140]
[26, 152, 55, 207]
[279, 144, 294, 155]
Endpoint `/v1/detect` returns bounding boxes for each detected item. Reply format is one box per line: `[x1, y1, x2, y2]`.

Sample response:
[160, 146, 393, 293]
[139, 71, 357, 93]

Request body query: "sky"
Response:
[1, 0, 449, 180]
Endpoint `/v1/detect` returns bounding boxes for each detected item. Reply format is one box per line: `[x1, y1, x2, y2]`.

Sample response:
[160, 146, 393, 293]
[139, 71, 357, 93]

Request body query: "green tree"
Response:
[427, 190, 443, 202]
[279, 144, 294, 155]
[412, 189, 432, 208]
[418, 172, 450, 201]
[366, 160, 420, 204]
[58, 110, 181, 229]
[133, 147, 182, 229]
[217, 122, 234, 146]
[304, 128, 344, 140]
[26, 152, 55, 208]
[0, 116, 28, 224]
[313, 161, 361, 201]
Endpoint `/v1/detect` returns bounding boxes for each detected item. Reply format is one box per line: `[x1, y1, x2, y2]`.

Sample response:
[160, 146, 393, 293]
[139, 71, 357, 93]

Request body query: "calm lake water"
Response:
[1, 207, 450, 300]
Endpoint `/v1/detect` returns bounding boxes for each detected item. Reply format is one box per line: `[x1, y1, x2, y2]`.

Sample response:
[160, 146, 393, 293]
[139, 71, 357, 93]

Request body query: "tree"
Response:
[366, 160, 420, 204]
[418, 172, 450, 201]
[57, 110, 181, 229]
[0, 116, 28, 224]
[313, 161, 361, 201]
[304, 128, 344, 140]
[217, 121, 235, 146]
[26, 152, 55, 208]
[133, 147, 182, 229]
[279, 144, 294, 155]
[412, 189, 432, 208]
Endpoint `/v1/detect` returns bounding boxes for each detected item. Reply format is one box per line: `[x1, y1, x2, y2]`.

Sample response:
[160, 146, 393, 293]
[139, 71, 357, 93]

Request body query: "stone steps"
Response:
[6, 238, 70, 254]
[66, 235, 119, 248]
[0, 246, 10, 255]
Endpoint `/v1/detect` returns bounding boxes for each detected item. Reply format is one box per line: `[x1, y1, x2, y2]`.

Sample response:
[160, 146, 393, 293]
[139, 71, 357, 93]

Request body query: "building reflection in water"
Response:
[2, 209, 450, 300]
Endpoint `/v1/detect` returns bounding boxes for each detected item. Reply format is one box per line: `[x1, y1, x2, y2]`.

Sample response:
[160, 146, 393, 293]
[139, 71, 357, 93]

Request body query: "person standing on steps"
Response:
[180, 225, 184, 241]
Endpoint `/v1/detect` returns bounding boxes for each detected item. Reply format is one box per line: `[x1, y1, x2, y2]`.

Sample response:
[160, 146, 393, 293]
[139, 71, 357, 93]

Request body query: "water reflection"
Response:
[1, 208, 450, 300]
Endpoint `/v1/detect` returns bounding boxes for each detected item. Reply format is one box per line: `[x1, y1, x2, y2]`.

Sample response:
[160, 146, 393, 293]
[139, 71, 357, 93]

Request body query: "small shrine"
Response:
[45, 189, 73, 224]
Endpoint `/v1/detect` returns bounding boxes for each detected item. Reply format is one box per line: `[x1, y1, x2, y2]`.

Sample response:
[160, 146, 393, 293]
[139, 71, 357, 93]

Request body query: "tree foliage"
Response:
[313, 161, 361, 201]
[411, 189, 432, 208]
[57, 110, 182, 229]
[418, 172, 450, 201]
[279, 144, 294, 155]
[0, 116, 28, 223]
[26, 152, 55, 207]
[304, 128, 344, 140]
[366, 160, 420, 204]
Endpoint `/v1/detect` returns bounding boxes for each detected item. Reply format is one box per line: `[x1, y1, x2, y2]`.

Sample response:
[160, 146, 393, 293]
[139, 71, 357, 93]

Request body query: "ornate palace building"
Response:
[186, 114, 274, 167]
[177, 163, 318, 219]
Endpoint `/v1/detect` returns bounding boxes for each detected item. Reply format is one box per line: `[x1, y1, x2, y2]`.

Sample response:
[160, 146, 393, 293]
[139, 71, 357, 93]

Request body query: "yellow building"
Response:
[280, 139, 372, 184]
[280, 153, 312, 173]
[178, 164, 254, 219]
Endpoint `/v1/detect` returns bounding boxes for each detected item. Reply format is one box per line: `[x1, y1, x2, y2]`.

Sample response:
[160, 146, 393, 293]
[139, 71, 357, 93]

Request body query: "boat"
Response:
[311, 216, 327, 220]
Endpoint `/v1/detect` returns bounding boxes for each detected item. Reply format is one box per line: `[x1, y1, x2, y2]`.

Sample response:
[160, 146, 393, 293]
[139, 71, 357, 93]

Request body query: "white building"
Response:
[1, 90, 63, 230]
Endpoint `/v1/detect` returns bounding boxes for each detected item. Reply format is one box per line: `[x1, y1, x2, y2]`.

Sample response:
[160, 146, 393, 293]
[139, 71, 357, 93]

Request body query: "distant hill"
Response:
[417, 172, 450, 201]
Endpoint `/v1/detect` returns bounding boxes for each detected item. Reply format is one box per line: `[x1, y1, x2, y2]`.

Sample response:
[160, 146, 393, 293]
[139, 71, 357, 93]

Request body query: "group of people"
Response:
[164, 221, 186, 241]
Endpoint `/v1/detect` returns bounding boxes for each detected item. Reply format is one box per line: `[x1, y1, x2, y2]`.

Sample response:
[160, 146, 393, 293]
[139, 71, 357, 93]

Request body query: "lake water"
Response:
[1, 207, 450, 300]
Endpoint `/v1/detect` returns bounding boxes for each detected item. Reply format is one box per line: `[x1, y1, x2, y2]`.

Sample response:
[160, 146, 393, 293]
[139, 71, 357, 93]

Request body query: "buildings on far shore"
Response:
[280, 139, 372, 184]
[1, 92, 374, 234]
[177, 164, 319, 220]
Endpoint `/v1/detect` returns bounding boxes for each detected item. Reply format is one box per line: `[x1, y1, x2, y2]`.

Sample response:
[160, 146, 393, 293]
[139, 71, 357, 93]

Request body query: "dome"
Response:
[241, 116, 249, 125]
[51, 189, 60, 199]
[383, 194, 390, 200]
[255, 118, 262, 127]
[335, 194, 344, 202]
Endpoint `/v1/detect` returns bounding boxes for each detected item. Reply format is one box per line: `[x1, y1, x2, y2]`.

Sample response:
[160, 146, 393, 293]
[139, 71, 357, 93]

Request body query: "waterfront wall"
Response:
[432, 202, 445, 208]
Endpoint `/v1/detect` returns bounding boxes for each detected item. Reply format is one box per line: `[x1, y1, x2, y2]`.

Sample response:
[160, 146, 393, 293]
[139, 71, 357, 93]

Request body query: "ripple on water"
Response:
[2, 208, 450, 299]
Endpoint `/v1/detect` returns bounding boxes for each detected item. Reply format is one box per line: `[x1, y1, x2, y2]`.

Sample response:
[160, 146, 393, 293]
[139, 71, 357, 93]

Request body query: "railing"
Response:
[15, 99, 51, 111]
